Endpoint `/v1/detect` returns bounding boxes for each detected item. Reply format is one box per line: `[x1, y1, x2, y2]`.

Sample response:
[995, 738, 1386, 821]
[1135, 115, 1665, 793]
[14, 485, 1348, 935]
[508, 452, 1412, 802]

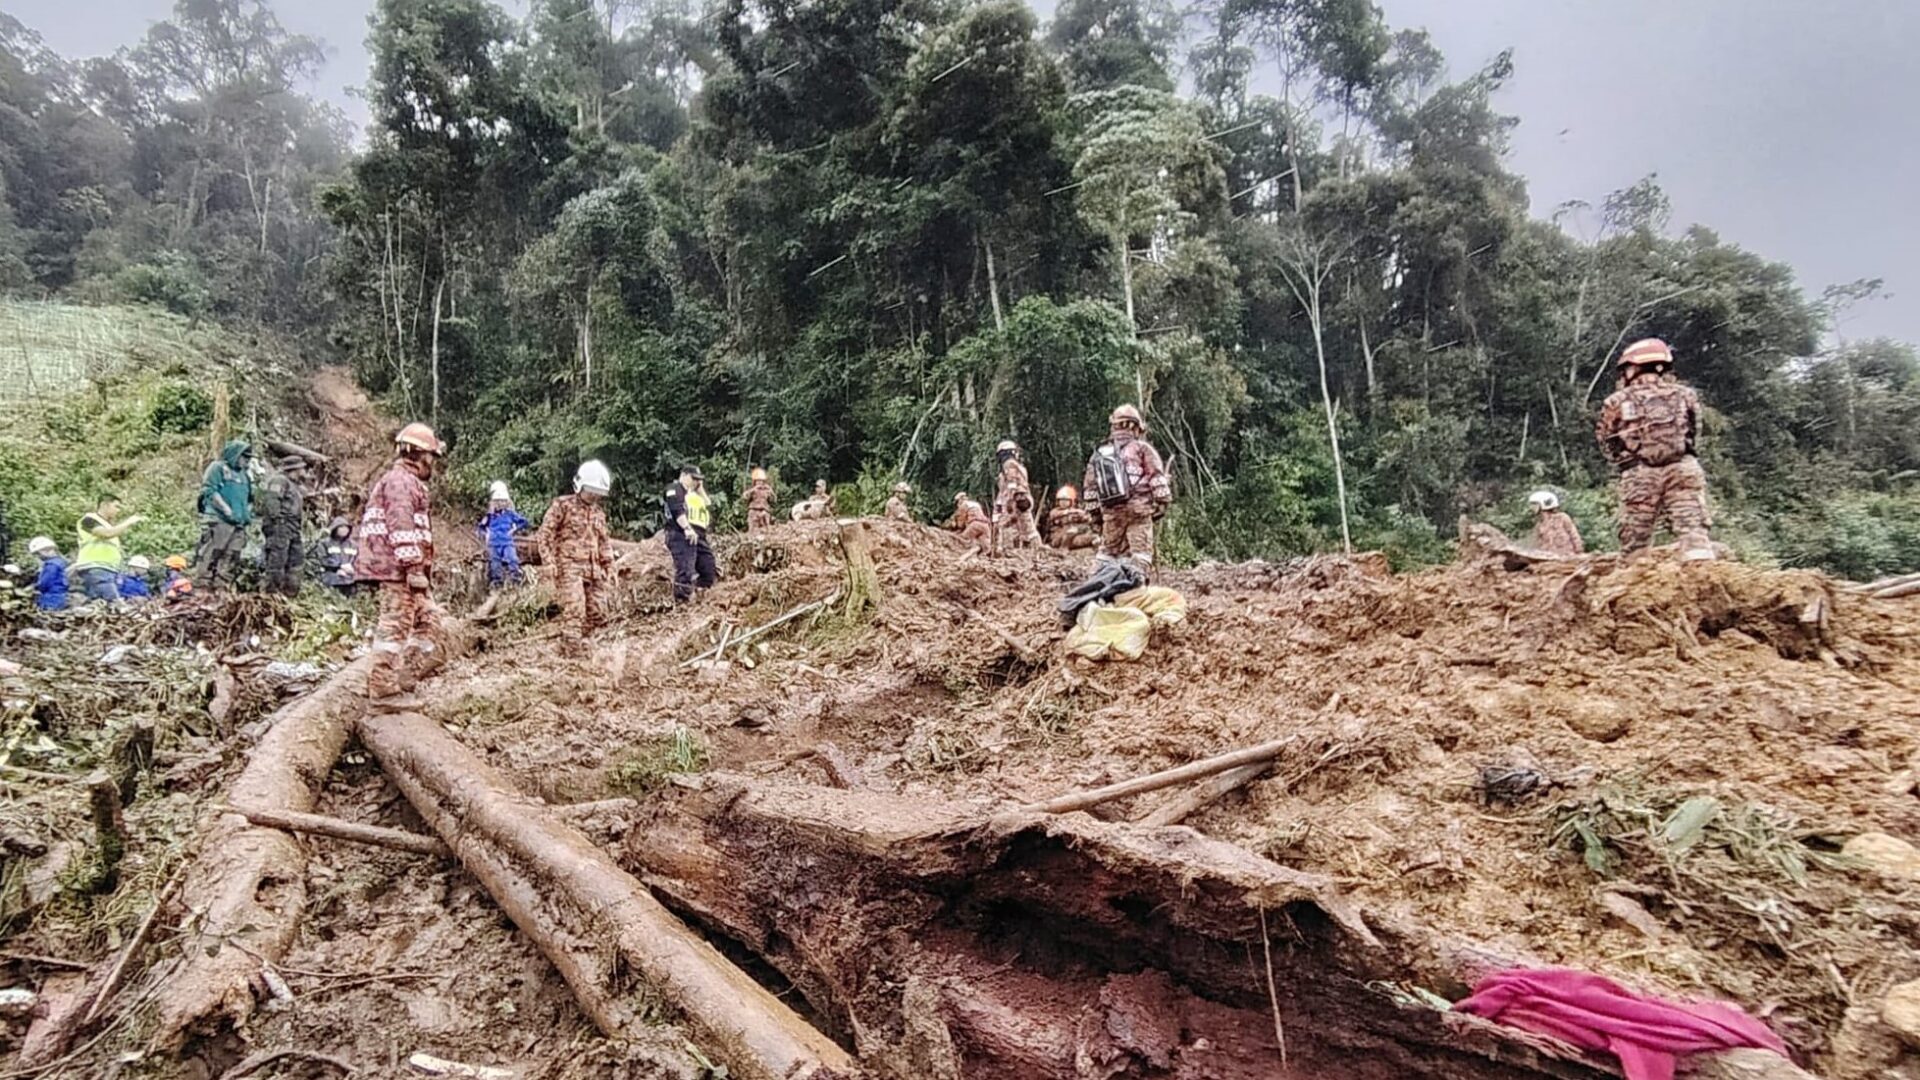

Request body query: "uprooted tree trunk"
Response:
[156, 618, 471, 1051]
[625, 776, 1626, 1080]
[355, 709, 857, 1080]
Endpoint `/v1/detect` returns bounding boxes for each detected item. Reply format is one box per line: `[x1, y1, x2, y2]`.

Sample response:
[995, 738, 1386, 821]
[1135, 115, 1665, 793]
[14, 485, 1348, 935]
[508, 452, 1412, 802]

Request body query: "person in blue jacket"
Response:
[118, 554, 154, 601]
[477, 481, 530, 588]
[27, 536, 69, 610]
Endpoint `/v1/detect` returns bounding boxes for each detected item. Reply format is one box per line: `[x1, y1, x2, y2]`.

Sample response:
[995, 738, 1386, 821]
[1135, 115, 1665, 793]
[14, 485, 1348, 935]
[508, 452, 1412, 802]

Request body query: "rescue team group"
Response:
[13, 337, 1706, 709]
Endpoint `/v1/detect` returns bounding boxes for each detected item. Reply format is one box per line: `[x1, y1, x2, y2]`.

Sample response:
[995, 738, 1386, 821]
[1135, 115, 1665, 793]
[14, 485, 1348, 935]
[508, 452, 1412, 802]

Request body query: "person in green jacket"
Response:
[195, 439, 254, 591]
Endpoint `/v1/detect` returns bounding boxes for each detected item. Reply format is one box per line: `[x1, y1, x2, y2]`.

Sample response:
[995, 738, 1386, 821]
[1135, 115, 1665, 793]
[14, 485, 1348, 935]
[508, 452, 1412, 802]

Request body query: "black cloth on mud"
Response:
[1058, 558, 1145, 626]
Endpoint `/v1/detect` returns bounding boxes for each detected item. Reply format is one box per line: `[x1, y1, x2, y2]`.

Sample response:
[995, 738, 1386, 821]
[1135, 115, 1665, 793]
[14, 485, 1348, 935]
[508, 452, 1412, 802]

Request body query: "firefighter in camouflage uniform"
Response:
[540, 460, 614, 648]
[359, 423, 444, 709]
[1082, 404, 1172, 572]
[1596, 338, 1712, 559]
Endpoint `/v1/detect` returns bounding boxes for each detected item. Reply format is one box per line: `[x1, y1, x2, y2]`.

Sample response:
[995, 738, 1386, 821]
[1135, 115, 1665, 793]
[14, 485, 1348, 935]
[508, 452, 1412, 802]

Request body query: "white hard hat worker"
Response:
[128, 555, 151, 572]
[27, 537, 56, 557]
[1528, 491, 1561, 513]
[575, 460, 612, 497]
[488, 480, 512, 503]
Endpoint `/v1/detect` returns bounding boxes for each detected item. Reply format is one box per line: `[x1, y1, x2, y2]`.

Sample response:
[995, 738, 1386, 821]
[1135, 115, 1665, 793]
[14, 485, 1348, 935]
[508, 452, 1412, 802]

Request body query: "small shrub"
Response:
[148, 383, 213, 435]
[608, 726, 709, 795]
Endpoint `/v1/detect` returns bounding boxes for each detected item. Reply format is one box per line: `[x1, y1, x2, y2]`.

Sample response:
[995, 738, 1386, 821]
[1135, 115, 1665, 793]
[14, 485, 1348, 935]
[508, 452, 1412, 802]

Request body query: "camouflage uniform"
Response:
[539, 493, 612, 644]
[1083, 428, 1172, 567]
[1047, 505, 1096, 550]
[746, 479, 775, 533]
[256, 462, 307, 596]
[1530, 510, 1585, 556]
[884, 495, 913, 522]
[953, 499, 991, 551]
[1596, 376, 1710, 553]
[358, 459, 439, 700]
[994, 457, 1037, 549]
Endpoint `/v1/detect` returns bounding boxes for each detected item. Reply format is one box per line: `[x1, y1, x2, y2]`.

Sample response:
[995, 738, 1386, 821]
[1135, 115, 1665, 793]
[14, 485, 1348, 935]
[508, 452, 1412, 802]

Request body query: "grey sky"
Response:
[7, 0, 1917, 343]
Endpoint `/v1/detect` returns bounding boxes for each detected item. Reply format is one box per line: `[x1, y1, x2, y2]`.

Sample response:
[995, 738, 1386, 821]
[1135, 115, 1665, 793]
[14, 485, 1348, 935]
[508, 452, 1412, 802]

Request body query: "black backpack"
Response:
[1089, 444, 1133, 506]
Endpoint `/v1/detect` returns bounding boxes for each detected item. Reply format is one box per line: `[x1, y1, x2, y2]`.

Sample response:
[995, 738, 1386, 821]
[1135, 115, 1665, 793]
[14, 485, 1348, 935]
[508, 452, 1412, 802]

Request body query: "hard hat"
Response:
[996, 439, 1019, 453]
[165, 555, 190, 571]
[395, 422, 443, 454]
[488, 480, 511, 503]
[954, 491, 968, 502]
[1617, 338, 1673, 368]
[1057, 485, 1078, 502]
[574, 459, 612, 496]
[27, 536, 55, 556]
[751, 467, 768, 481]
[1528, 490, 1561, 512]
[1110, 404, 1144, 428]
[814, 478, 829, 491]
[128, 555, 151, 571]
[893, 482, 911, 494]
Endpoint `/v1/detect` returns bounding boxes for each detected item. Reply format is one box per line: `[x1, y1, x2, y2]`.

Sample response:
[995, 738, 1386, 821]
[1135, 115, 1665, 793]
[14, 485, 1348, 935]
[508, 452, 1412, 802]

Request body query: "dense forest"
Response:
[3, 0, 1917, 574]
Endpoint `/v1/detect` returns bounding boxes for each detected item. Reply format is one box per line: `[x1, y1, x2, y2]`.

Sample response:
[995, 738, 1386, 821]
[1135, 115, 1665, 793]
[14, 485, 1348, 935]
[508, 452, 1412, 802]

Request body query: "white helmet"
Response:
[488, 480, 511, 503]
[27, 536, 55, 556]
[128, 555, 151, 571]
[574, 459, 612, 496]
[1528, 490, 1561, 512]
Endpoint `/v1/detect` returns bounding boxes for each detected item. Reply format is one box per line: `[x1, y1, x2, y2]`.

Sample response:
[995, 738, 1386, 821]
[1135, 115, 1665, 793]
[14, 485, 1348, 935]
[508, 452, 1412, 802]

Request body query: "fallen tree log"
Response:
[155, 618, 473, 1051]
[624, 776, 1636, 1080]
[1133, 761, 1273, 827]
[356, 709, 856, 1080]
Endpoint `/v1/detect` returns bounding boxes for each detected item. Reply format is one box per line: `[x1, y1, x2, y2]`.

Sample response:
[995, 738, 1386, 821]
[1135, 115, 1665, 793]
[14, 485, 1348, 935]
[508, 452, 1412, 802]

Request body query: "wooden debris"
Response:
[407, 1053, 518, 1079]
[218, 1048, 354, 1080]
[1021, 735, 1300, 816]
[1134, 762, 1274, 828]
[680, 593, 841, 668]
[358, 709, 857, 1080]
[80, 860, 187, 1026]
[219, 803, 452, 858]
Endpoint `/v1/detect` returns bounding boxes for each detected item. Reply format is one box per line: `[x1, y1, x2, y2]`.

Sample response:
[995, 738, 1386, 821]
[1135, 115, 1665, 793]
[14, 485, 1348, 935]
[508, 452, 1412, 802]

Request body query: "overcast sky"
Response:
[8, 0, 1917, 343]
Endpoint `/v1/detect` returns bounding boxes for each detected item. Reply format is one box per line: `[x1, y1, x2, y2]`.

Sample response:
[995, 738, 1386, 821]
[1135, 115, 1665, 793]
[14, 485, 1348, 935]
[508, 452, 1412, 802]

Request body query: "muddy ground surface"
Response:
[4, 476, 1918, 1076]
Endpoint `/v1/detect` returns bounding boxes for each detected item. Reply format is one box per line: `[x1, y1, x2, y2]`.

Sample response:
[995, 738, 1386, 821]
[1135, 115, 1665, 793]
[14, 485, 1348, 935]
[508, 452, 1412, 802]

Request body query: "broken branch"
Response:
[218, 804, 452, 858]
[680, 593, 841, 668]
[1020, 735, 1301, 815]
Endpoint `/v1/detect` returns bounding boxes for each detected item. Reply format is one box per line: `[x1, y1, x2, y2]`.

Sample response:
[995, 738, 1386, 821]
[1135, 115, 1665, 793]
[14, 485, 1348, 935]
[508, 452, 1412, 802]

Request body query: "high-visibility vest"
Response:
[685, 488, 711, 529]
[74, 515, 123, 572]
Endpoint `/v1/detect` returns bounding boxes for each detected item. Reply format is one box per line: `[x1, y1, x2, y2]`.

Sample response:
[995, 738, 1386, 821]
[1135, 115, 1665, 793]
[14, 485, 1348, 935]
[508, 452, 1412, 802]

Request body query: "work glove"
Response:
[407, 572, 430, 591]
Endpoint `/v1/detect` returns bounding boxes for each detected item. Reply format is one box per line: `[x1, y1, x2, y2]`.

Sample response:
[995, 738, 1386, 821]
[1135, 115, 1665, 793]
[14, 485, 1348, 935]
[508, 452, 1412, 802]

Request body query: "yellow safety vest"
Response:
[685, 488, 711, 529]
[74, 514, 123, 572]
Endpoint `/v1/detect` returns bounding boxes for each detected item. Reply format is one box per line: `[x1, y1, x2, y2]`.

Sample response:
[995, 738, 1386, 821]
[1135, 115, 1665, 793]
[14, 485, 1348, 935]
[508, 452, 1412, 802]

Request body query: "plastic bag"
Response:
[1064, 603, 1152, 662]
[1114, 585, 1188, 626]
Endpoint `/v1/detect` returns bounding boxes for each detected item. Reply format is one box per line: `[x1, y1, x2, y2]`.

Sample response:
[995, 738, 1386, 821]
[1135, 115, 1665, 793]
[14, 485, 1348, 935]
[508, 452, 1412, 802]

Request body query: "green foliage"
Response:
[609, 726, 709, 795]
[147, 382, 214, 436]
[112, 255, 213, 319]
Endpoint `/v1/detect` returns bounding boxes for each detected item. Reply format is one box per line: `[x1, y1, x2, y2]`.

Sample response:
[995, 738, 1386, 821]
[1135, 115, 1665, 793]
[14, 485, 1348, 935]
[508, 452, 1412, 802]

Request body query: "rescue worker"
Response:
[746, 468, 775, 534]
[358, 423, 444, 709]
[256, 455, 308, 596]
[993, 440, 1037, 550]
[951, 492, 991, 551]
[1596, 338, 1712, 558]
[73, 495, 145, 603]
[1527, 491, 1585, 556]
[884, 482, 914, 522]
[1083, 404, 1173, 573]
[27, 537, 68, 611]
[478, 481, 530, 588]
[1047, 486, 1096, 550]
[813, 479, 835, 517]
[163, 555, 194, 603]
[539, 461, 614, 649]
[665, 465, 718, 602]
[119, 555, 154, 601]
[310, 518, 358, 591]
[195, 439, 254, 591]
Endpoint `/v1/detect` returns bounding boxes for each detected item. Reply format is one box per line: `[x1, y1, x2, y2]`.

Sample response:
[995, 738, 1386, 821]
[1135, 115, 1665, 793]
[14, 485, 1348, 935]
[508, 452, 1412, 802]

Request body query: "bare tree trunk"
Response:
[984, 234, 1005, 333]
[581, 279, 595, 391]
[1359, 313, 1378, 407]
[1307, 288, 1353, 554]
[430, 275, 446, 423]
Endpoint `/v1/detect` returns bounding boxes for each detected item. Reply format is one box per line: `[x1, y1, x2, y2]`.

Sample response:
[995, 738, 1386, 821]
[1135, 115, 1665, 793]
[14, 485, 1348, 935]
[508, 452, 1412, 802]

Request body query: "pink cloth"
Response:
[1453, 968, 1790, 1080]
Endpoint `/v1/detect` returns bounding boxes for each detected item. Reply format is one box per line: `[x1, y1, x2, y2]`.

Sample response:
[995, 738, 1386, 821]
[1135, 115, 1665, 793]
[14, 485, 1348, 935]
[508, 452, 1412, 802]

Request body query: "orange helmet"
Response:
[751, 467, 768, 481]
[395, 422, 443, 454]
[1056, 485, 1077, 502]
[165, 555, 189, 571]
[1110, 404, 1144, 429]
[1617, 338, 1673, 369]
